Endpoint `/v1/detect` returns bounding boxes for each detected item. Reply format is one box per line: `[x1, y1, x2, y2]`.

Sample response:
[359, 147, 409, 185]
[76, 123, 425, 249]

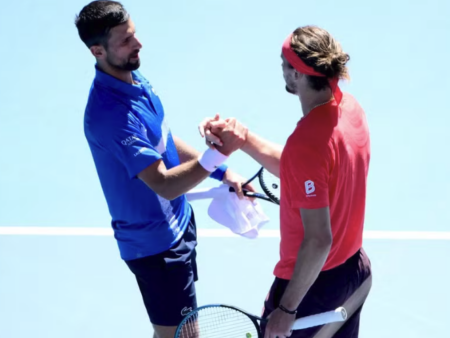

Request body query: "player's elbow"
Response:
[137, 162, 178, 201]
[157, 188, 180, 201]
[305, 228, 333, 250]
[141, 177, 179, 201]
[301, 208, 333, 249]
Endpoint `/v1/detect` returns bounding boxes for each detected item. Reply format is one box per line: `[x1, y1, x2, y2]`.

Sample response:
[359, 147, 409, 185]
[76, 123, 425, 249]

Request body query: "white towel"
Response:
[186, 184, 270, 238]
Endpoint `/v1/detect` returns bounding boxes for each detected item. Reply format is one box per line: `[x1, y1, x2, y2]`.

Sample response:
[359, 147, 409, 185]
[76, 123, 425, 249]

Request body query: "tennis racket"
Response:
[174, 304, 347, 338]
[186, 166, 280, 205]
[230, 166, 280, 205]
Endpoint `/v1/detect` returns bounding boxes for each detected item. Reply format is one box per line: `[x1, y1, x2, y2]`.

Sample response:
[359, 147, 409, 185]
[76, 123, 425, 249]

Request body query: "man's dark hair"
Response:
[75, 1, 130, 48]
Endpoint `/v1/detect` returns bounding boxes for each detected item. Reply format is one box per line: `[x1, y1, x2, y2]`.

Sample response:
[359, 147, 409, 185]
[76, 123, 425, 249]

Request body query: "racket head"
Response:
[257, 168, 281, 205]
[174, 304, 262, 338]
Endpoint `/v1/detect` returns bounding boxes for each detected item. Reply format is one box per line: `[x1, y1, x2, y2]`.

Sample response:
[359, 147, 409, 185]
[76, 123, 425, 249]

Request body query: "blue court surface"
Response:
[1, 0, 449, 337]
[1, 228, 450, 337]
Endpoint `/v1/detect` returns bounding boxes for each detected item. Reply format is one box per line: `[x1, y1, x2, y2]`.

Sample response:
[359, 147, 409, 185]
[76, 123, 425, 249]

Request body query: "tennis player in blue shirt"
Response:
[75, 2, 250, 337]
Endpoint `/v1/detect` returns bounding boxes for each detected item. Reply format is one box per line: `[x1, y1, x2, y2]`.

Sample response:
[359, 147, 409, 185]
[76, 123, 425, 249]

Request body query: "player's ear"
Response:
[90, 45, 105, 59]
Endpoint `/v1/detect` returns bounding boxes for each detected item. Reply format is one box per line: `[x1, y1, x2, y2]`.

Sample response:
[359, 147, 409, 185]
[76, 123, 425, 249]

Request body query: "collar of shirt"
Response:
[94, 65, 149, 99]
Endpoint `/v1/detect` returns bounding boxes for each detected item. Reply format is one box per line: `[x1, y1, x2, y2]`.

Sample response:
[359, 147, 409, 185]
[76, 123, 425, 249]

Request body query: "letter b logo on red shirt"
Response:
[305, 180, 315, 195]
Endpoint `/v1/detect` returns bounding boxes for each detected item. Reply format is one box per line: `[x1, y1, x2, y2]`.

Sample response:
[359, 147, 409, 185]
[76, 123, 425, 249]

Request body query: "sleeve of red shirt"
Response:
[284, 135, 333, 209]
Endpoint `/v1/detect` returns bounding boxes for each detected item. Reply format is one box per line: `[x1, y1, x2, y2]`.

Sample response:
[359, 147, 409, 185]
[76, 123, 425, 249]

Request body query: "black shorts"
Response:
[261, 248, 371, 338]
[125, 209, 198, 326]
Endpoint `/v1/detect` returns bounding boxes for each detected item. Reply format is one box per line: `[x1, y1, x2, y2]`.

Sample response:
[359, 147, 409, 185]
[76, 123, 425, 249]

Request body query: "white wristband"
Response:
[198, 148, 229, 172]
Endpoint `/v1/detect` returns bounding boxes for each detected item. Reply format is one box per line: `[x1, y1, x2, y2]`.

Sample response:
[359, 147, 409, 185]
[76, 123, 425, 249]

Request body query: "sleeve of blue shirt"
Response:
[93, 110, 163, 180]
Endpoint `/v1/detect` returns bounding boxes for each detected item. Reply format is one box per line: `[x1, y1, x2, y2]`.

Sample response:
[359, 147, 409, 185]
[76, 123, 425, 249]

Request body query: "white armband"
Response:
[198, 148, 229, 172]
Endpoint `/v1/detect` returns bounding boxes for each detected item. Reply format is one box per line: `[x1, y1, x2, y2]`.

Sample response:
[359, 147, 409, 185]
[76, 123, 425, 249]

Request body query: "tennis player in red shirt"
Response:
[199, 25, 372, 338]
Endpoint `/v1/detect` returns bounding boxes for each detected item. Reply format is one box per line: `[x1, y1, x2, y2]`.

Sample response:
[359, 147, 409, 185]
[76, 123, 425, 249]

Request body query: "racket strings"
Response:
[177, 307, 259, 338]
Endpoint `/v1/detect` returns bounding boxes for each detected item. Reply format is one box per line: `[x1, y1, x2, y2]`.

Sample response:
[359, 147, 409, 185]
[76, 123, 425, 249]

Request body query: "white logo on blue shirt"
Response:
[121, 134, 140, 146]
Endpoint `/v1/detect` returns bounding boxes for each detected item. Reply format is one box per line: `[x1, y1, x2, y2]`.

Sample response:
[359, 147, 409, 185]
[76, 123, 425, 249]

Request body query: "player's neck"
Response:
[97, 62, 134, 85]
[299, 87, 333, 117]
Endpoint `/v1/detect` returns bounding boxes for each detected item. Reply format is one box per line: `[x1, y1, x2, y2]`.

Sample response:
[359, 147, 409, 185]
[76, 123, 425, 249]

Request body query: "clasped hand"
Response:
[198, 113, 248, 156]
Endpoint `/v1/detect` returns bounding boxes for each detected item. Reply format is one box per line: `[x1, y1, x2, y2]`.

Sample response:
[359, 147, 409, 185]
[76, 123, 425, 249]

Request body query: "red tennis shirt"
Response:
[274, 93, 371, 280]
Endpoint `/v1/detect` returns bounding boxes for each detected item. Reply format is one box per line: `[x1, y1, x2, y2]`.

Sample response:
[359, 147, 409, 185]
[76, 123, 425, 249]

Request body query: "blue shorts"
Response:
[125, 208, 198, 326]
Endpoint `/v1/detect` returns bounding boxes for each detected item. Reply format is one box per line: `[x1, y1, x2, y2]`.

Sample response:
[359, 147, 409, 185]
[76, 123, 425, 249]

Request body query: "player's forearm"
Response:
[173, 135, 200, 163]
[241, 131, 283, 177]
[140, 159, 211, 201]
[160, 159, 213, 200]
[279, 237, 332, 311]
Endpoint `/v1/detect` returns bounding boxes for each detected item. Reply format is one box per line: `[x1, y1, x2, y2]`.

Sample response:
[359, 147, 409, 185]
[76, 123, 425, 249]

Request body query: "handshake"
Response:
[198, 113, 249, 157]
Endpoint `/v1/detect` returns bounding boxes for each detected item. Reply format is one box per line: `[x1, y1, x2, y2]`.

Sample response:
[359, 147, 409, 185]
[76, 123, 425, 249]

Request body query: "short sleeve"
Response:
[284, 139, 332, 209]
[93, 111, 162, 179]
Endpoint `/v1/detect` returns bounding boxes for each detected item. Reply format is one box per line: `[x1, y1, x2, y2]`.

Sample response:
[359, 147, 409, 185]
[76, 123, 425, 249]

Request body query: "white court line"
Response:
[0, 227, 450, 240]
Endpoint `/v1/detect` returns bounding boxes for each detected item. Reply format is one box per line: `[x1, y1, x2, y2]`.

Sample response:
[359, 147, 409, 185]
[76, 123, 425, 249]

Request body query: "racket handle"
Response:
[228, 186, 251, 193]
[228, 187, 275, 203]
[292, 307, 347, 330]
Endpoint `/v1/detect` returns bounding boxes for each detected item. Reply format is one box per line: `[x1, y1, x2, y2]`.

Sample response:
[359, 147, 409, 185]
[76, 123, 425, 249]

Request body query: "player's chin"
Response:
[125, 59, 141, 70]
[285, 85, 296, 95]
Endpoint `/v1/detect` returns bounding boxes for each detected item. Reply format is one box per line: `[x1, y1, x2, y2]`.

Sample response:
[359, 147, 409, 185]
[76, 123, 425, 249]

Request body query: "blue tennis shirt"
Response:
[83, 66, 226, 261]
